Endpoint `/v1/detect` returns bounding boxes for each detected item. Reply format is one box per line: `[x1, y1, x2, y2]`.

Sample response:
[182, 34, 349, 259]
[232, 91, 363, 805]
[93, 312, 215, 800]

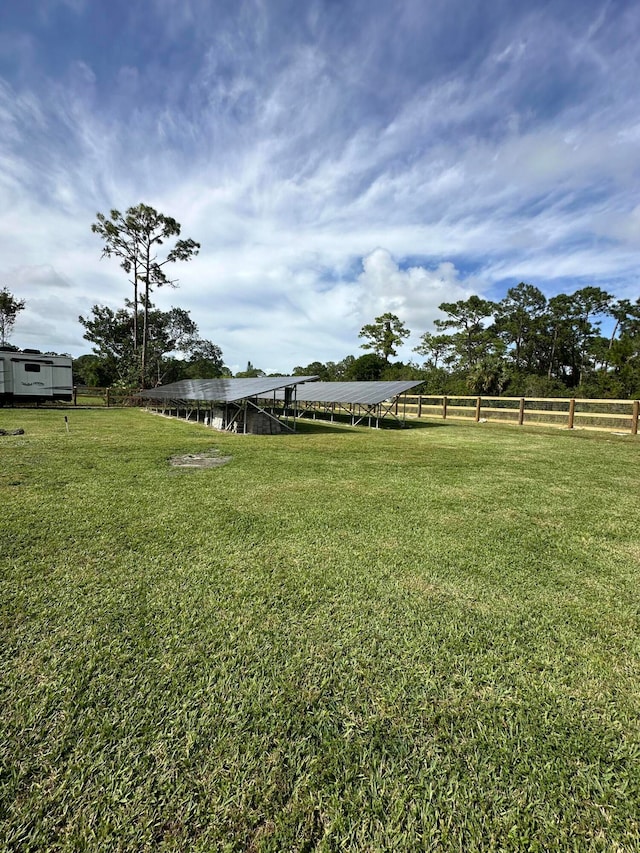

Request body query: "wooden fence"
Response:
[74, 387, 640, 435]
[397, 395, 640, 435]
[73, 386, 139, 407]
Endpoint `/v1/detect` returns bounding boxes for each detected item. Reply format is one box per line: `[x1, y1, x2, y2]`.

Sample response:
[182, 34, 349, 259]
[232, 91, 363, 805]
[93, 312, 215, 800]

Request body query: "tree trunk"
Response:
[141, 245, 150, 387]
[547, 326, 558, 380]
[132, 259, 139, 353]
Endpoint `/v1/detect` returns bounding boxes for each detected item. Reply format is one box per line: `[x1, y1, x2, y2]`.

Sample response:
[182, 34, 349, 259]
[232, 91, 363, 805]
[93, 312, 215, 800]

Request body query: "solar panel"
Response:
[294, 381, 421, 405]
[138, 376, 318, 403]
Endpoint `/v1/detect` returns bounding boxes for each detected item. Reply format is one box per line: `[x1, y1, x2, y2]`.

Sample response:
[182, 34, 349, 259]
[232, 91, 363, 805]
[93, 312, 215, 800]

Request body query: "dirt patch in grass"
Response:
[169, 451, 232, 468]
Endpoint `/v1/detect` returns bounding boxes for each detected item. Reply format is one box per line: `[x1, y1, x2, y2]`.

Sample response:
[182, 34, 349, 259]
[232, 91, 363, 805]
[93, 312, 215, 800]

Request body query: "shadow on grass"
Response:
[289, 417, 451, 435]
[401, 419, 451, 430]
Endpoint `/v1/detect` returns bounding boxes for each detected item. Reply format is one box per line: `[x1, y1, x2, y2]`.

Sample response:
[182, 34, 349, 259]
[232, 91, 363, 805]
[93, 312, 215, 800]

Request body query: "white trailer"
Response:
[0, 348, 73, 404]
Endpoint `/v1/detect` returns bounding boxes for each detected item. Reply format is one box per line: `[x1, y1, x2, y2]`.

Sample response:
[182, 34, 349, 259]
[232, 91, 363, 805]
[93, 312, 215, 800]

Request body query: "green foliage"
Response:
[0, 286, 26, 346]
[500, 372, 568, 398]
[359, 313, 410, 362]
[380, 360, 424, 381]
[292, 360, 333, 380]
[493, 282, 547, 372]
[345, 352, 387, 380]
[72, 353, 117, 387]
[2, 410, 640, 850]
[181, 340, 227, 380]
[413, 331, 455, 369]
[78, 303, 225, 387]
[329, 355, 357, 379]
[434, 295, 498, 370]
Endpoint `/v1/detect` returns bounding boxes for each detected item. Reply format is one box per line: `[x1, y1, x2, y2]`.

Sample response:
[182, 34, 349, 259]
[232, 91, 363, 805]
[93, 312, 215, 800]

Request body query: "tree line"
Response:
[293, 288, 640, 398]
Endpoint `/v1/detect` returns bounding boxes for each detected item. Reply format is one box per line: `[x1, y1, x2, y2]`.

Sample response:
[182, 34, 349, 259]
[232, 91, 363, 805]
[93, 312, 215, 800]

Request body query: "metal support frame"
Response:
[293, 395, 408, 428]
[145, 389, 300, 434]
[223, 403, 243, 432]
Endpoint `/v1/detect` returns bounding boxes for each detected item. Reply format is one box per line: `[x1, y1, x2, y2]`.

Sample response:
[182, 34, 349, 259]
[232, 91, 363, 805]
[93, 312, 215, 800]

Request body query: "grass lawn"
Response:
[1, 408, 639, 851]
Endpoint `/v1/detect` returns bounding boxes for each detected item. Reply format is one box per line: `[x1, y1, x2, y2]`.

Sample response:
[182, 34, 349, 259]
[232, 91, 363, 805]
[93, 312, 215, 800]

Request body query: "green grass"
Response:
[1, 409, 639, 851]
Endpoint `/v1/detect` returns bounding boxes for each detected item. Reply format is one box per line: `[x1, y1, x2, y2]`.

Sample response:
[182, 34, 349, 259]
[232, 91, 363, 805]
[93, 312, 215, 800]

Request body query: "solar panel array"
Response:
[294, 381, 421, 405]
[139, 378, 421, 407]
[138, 376, 318, 403]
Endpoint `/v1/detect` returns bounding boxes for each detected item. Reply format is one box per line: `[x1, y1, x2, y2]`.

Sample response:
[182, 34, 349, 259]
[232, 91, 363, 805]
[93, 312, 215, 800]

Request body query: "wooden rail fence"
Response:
[73, 387, 639, 435]
[397, 395, 640, 435]
[73, 386, 139, 407]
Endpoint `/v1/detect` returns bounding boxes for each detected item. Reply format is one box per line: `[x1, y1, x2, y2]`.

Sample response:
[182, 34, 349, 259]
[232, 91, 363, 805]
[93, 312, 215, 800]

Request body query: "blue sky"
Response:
[1, 0, 639, 372]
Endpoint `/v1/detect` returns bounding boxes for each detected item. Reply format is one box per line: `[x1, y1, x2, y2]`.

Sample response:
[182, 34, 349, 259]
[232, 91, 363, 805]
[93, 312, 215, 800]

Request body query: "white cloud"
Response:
[353, 249, 474, 336]
[1, 1, 639, 372]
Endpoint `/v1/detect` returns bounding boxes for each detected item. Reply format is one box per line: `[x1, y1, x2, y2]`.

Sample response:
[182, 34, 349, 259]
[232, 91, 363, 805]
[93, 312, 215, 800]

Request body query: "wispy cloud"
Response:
[1, 0, 639, 370]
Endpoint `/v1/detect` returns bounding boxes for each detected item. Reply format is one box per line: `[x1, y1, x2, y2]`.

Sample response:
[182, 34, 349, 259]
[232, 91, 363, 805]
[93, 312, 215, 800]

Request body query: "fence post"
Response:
[632, 400, 639, 435]
[442, 395, 448, 419]
[73, 386, 77, 406]
[568, 398, 575, 429]
[475, 396, 482, 422]
[518, 397, 525, 426]
[417, 395, 422, 419]
[106, 387, 111, 408]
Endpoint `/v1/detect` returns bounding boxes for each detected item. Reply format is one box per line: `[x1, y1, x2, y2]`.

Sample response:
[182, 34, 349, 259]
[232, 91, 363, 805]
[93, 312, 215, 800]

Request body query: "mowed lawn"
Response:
[1, 408, 639, 852]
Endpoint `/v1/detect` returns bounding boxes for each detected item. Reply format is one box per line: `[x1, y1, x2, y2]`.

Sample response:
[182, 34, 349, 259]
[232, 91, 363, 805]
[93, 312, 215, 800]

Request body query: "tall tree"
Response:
[493, 283, 547, 372]
[0, 287, 26, 346]
[607, 299, 634, 354]
[358, 313, 410, 362]
[570, 287, 613, 385]
[600, 297, 640, 396]
[541, 288, 613, 386]
[434, 295, 497, 369]
[92, 204, 200, 386]
[543, 293, 578, 382]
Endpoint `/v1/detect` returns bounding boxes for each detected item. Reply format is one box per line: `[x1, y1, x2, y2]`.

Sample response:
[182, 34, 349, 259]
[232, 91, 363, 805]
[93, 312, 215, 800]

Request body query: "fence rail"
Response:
[398, 394, 640, 435]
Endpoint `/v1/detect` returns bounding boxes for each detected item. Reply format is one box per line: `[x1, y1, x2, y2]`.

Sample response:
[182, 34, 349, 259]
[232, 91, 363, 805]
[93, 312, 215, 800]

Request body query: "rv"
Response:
[0, 348, 74, 404]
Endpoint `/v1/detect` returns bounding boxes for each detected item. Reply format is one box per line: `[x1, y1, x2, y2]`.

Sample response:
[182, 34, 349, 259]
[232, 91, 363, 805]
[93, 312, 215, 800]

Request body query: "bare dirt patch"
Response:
[169, 451, 232, 469]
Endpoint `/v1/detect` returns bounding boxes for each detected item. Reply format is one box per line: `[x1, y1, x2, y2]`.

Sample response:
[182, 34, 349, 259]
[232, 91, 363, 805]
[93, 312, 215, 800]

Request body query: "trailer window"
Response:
[25, 364, 41, 373]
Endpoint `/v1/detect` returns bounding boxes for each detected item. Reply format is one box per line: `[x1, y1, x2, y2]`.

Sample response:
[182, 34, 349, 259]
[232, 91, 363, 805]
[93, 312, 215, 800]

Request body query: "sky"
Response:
[1, 0, 639, 374]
